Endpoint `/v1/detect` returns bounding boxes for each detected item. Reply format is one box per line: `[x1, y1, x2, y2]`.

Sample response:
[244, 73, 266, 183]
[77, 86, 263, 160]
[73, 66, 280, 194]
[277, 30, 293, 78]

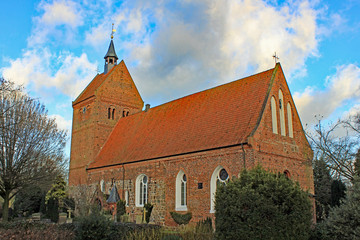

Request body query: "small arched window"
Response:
[287, 103, 293, 138]
[108, 108, 111, 119]
[122, 109, 130, 117]
[271, 96, 278, 134]
[112, 108, 115, 120]
[279, 90, 286, 136]
[283, 170, 291, 179]
[210, 166, 229, 213]
[175, 170, 187, 211]
[135, 174, 148, 207]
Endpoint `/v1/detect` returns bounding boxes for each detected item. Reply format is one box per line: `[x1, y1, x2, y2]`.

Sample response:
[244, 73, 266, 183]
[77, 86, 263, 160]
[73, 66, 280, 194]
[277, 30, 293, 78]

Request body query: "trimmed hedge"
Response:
[169, 212, 192, 225]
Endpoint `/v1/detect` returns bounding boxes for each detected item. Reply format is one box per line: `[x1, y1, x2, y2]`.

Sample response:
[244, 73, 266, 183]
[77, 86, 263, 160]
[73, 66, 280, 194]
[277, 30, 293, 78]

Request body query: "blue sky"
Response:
[1, 0, 360, 157]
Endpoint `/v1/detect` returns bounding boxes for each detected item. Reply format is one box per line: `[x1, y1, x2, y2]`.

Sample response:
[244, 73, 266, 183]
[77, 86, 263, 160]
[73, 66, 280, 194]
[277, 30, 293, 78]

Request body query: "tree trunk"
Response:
[2, 191, 10, 221]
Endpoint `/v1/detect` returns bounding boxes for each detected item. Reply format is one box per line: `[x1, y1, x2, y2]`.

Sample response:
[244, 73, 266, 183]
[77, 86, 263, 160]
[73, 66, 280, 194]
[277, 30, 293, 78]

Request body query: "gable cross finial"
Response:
[272, 52, 279, 65]
[111, 23, 116, 39]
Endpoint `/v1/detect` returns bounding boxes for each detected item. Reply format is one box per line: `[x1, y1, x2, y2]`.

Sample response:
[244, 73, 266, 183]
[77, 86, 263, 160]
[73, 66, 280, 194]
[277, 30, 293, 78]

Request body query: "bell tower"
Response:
[69, 24, 144, 185]
[104, 23, 118, 73]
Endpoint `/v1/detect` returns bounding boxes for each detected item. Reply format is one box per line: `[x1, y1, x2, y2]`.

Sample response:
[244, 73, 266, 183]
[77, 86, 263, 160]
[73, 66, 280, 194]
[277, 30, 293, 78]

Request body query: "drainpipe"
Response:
[241, 143, 246, 169]
[122, 163, 125, 199]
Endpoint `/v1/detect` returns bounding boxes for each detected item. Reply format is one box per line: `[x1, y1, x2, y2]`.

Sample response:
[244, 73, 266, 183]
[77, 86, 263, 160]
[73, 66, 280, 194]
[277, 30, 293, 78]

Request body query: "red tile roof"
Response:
[88, 65, 278, 169]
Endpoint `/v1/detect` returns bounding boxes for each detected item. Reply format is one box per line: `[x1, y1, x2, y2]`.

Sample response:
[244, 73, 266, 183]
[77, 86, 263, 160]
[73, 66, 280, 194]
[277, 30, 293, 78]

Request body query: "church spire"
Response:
[104, 24, 118, 74]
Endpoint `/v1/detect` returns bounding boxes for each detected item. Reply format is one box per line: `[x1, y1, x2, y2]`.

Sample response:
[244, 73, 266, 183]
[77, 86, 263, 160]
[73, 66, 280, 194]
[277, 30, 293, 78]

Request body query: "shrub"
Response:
[75, 212, 114, 240]
[46, 197, 59, 222]
[144, 203, 154, 223]
[322, 177, 360, 239]
[215, 166, 312, 240]
[170, 212, 192, 225]
[195, 217, 213, 234]
[117, 199, 126, 217]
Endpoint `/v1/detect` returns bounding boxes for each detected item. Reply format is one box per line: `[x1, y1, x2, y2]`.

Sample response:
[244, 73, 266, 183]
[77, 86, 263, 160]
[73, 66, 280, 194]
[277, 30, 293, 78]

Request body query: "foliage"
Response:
[0, 221, 75, 240]
[322, 177, 360, 239]
[0, 78, 67, 221]
[75, 212, 114, 240]
[330, 179, 346, 207]
[46, 197, 59, 223]
[313, 158, 332, 221]
[13, 185, 44, 217]
[125, 228, 164, 240]
[144, 203, 153, 223]
[215, 166, 313, 240]
[46, 175, 67, 205]
[195, 217, 213, 234]
[117, 199, 126, 218]
[170, 211, 192, 225]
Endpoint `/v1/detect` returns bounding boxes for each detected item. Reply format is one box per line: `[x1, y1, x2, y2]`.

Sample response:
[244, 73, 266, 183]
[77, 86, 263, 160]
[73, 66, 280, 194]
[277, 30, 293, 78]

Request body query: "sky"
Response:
[1, 0, 360, 157]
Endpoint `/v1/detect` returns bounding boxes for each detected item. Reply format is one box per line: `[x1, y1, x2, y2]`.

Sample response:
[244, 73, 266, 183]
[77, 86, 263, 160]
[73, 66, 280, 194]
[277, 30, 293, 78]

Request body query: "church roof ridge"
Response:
[88, 65, 278, 170]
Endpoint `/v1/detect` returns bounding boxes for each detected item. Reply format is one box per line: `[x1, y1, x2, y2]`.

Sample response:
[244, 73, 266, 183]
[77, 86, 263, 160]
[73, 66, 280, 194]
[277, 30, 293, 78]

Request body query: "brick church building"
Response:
[69, 39, 314, 225]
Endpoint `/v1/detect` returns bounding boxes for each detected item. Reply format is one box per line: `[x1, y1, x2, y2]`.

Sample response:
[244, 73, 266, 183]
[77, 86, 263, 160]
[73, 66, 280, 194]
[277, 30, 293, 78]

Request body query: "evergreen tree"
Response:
[330, 179, 346, 207]
[324, 177, 360, 239]
[313, 158, 332, 221]
[215, 166, 313, 240]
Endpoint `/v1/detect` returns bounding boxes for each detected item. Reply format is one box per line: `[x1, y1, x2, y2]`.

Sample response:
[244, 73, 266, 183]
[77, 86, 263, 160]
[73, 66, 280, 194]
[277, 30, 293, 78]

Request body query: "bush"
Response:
[215, 166, 312, 240]
[170, 212, 192, 225]
[46, 197, 59, 222]
[195, 217, 213, 234]
[75, 212, 114, 240]
[322, 177, 360, 239]
[117, 199, 126, 217]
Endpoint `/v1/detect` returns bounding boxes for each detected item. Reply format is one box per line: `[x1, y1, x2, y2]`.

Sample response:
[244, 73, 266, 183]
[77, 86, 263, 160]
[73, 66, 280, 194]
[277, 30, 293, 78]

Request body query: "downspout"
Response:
[241, 143, 246, 169]
[122, 163, 125, 199]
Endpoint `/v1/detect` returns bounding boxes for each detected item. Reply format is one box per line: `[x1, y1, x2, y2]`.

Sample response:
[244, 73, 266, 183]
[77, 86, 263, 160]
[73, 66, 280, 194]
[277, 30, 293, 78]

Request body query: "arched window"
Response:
[175, 170, 187, 211]
[108, 108, 111, 119]
[279, 90, 286, 136]
[210, 166, 229, 213]
[284, 170, 291, 179]
[125, 190, 129, 206]
[135, 174, 148, 207]
[112, 108, 115, 120]
[271, 96, 278, 134]
[100, 179, 105, 193]
[287, 103, 293, 138]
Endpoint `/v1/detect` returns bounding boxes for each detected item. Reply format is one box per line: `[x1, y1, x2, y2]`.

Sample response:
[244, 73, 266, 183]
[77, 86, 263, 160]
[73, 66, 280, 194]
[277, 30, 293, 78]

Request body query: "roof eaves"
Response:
[248, 63, 279, 138]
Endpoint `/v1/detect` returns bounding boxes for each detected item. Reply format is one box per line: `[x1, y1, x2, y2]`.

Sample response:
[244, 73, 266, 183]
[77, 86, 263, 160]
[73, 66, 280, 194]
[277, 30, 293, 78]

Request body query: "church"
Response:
[69, 38, 314, 225]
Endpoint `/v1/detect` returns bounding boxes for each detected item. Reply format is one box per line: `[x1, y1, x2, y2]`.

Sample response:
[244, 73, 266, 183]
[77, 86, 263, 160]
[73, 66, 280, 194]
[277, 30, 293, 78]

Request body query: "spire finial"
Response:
[111, 23, 116, 39]
[272, 52, 279, 65]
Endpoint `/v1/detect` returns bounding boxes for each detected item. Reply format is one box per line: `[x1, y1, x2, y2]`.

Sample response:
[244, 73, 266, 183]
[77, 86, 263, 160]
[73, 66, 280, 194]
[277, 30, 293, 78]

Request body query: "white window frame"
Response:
[279, 90, 286, 136]
[287, 103, 293, 138]
[210, 166, 229, 213]
[175, 170, 188, 211]
[271, 96, 278, 134]
[135, 174, 148, 207]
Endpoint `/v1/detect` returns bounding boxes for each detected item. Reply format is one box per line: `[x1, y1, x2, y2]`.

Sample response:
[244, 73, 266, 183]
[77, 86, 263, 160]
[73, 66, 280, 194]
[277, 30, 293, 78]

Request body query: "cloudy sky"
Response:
[1, 0, 360, 156]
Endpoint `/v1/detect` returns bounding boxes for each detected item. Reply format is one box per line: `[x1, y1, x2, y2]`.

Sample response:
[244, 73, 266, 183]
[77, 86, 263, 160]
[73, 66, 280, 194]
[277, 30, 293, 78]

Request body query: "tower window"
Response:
[122, 109, 130, 117]
[109, 59, 113, 64]
[108, 108, 111, 119]
[112, 108, 115, 120]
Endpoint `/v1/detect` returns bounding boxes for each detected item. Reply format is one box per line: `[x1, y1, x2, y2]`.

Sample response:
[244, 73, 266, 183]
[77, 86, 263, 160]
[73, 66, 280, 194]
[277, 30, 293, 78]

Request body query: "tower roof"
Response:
[104, 40, 118, 60]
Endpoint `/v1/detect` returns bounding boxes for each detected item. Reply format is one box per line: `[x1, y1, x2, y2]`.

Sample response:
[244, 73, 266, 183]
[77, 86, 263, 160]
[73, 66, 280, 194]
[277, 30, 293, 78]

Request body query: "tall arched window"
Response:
[100, 179, 105, 193]
[108, 108, 111, 119]
[125, 190, 129, 206]
[279, 90, 286, 136]
[287, 103, 293, 138]
[210, 166, 229, 213]
[271, 96, 278, 134]
[175, 170, 187, 211]
[135, 174, 148, 207]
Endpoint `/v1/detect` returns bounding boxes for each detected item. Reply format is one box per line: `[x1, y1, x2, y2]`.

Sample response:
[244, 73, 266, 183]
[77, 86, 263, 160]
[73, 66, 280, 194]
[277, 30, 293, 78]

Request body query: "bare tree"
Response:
[0, 78, 67, 221]
[307, 116, 359, 182]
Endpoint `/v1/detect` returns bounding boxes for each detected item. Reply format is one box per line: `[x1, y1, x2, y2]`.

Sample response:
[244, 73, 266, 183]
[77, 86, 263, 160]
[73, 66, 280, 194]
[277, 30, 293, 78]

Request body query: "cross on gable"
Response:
[272, 52, 279, 64]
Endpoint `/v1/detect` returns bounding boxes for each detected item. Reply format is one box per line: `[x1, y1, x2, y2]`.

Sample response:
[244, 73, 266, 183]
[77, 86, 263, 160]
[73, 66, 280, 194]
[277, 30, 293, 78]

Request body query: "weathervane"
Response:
[111, 23, 116, 39]
[272, 52, 279, 64]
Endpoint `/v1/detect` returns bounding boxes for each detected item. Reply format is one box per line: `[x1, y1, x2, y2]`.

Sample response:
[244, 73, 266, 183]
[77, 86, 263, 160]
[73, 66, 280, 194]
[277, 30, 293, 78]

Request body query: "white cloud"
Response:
[28, 0, 83, 46]
[50, 114, 72, 132]
[1, 49, 97, 98]
[294, 64, 360, 124]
